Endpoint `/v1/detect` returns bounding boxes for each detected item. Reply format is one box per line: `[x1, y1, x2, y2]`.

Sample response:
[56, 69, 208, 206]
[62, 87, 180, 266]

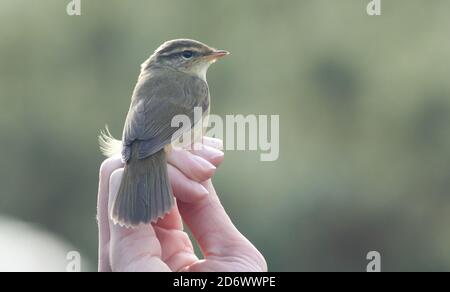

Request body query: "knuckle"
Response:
[191, 165, 214, 182]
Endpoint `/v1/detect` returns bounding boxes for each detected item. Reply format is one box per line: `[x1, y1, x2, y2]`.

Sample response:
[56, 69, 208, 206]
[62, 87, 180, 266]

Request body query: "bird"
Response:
[99, 39, 229, 227]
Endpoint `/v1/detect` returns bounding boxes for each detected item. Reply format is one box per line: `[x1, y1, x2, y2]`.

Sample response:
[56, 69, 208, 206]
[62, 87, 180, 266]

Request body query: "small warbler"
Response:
[100, 39, 229, 227]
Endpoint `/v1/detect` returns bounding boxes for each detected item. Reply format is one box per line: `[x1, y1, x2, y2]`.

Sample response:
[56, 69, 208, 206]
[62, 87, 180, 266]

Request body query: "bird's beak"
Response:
[206, 50, 230, 60]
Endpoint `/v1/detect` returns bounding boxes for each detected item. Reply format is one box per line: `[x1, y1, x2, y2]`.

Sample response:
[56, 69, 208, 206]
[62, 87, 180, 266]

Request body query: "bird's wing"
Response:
[121, 71, 209, 161]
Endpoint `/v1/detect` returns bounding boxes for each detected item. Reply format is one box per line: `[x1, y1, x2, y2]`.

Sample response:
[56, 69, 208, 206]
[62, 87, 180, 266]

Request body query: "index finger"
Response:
[177, 180, 264, 265]
[97, 156, 124, 272]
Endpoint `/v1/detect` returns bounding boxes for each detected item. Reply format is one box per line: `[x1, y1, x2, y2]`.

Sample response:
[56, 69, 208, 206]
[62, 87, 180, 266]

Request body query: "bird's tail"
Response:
[98, 125, 122, 157]
[111, 144, 174, 227]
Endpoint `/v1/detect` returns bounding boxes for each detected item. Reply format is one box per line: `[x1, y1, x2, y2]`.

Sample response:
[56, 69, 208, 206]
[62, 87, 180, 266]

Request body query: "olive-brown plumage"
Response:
[99, 39, 229, 227]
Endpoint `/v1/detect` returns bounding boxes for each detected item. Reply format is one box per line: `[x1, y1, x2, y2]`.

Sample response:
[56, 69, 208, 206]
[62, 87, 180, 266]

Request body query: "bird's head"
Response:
[142, 39, 229, 81]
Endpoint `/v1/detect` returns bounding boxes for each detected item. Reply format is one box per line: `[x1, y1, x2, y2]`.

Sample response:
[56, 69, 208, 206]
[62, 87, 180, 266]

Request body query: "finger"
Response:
[97, 156, 123, 272]
[152, 199, 183, 231]
[201, 137, 224, 150]
[189, 143, 224, 167]
[167, 148, 216, 182]
[168, 164, 209, 203]
[108, 169, 170, 272]
[178, 180, 265, 270]
[154, 227, 199, 272]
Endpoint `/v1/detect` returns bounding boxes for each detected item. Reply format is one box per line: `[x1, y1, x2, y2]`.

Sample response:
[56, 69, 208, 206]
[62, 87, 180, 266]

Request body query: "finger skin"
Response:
[108, 169, 171, 272]
[189, 143, 224, 167]
[97, 138, 238, 272]
[201, 137, 224, 150]
[98, 156, 123, 272]
[97, 140, 219, 271]
[167, 148, 216, 182]
[152, 200, 183, 231]
[168, 165, 209, 203]
[154, 227, 199, 272]
[178, 180, 267, 272]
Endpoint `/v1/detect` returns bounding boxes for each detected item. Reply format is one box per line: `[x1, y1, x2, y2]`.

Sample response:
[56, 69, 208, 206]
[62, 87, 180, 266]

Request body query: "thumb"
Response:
[108, 168, 171, 272]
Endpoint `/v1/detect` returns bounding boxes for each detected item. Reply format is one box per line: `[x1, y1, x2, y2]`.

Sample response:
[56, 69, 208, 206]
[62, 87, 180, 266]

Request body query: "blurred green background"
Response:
[1, 0, 450, 272]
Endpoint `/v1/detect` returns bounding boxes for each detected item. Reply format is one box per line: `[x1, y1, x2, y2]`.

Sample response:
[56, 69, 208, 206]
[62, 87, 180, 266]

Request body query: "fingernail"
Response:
[192, 142, 204, 151]
[192, 155, 216, 171]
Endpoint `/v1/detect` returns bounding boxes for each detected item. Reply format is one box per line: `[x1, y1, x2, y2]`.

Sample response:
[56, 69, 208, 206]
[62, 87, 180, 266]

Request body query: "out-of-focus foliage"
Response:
[1, 0, 450, 271]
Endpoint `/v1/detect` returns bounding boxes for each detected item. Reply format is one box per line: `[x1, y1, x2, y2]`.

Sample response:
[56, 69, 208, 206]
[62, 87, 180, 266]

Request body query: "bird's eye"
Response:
[182, 51, 194, 59]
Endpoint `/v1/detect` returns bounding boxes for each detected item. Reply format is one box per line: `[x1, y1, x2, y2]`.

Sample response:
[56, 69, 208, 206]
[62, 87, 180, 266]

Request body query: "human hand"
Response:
[97, 137, 267, 272]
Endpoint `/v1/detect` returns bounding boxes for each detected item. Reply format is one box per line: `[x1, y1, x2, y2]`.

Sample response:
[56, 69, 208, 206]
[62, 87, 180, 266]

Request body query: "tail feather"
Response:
[98, 125, 122, 158]
[111, 145, 174, 227]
